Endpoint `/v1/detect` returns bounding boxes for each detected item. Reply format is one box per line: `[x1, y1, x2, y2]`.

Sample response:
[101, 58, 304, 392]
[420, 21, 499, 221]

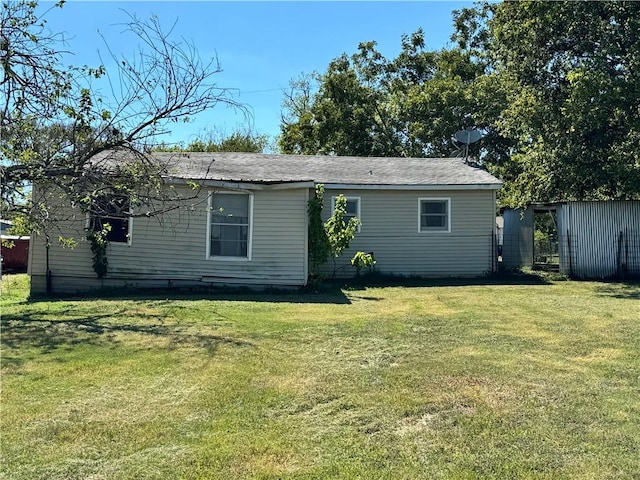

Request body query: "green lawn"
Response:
[2, 274, 639, 479]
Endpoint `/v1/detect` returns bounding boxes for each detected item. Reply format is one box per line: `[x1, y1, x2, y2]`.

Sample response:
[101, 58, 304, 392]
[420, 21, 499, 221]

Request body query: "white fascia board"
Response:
[322, 183, 502, 191]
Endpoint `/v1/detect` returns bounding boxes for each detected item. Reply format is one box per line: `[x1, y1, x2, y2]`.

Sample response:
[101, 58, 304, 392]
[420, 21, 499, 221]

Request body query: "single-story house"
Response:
[502, 201, 640, 279]
[28, 152, 502, 294]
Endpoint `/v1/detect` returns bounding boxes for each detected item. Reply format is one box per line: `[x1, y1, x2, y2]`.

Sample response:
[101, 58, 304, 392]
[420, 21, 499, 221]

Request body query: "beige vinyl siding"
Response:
[30, 186, 308, 293]
[320, 188, 496, 277]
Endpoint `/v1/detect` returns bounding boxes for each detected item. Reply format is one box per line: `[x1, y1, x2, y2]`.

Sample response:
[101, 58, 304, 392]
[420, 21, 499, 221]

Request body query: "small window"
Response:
[419, 198, 450, 233]
[90, 195, 131, 243]
[209, 192, 252, 259]
[331, 196, 361, 231]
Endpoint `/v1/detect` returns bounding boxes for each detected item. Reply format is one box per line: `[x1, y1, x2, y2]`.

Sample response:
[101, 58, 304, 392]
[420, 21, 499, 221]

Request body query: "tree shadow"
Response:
[594, 282, 640, 300]
[337, 270, 554, 291]
[24, 272, 556, 303]
[1, 308, 253, 368]
[27, 285, 353, 305]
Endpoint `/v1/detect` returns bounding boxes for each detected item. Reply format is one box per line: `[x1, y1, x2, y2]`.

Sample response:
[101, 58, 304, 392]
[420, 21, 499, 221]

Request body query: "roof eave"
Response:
[166, 177, 315, 190]
[165, 177, 502, 191]
[322, 183, 503, 191]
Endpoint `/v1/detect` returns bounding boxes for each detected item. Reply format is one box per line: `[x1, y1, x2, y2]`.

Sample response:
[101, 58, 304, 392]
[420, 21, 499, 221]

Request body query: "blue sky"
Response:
[40, 1, 470, 145]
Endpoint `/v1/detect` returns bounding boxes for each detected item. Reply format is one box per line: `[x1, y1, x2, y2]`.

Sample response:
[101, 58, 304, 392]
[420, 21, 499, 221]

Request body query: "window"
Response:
[89, 194, 131, 243]
[331, 196, 361, 231]
[419, 198, 450, 233]
[208, 192, 252, 259]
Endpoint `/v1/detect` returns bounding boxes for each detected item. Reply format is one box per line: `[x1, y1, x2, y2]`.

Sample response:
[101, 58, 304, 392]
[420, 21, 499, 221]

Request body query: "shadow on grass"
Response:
[594, 282, 640, 300]
[338, 270, 555, 291]
[24, 271, 555, 304]
[27, 285, 353, 305]
[1, 308, 253, 367]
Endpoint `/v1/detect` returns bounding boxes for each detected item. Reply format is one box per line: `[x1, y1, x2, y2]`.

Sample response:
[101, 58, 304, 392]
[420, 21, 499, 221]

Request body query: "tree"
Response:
[453, 0, 640, 205]
[1, 1, 244, 237]
[279, 43, 398, 156]
[307, 184, 331, 278]
[279, 30, 502, 160]
[324, 194, 360, 276]
[306, 185, 360, 278]
[156, 127, 271, 153]
[282, 3, 640, 207]
[279, 74, 320, 155]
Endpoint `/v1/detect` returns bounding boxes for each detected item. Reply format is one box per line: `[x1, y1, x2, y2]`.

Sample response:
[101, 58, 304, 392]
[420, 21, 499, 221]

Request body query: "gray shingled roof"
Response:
[152, 152, 502, 187]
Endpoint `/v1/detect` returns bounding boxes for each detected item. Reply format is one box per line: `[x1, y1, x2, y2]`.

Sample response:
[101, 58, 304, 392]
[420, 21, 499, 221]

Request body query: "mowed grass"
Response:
[1, 274, 639, 479]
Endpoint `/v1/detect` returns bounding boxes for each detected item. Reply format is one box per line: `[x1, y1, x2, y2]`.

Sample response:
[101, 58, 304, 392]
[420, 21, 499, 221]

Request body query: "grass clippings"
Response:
[2, 274, 639, 479]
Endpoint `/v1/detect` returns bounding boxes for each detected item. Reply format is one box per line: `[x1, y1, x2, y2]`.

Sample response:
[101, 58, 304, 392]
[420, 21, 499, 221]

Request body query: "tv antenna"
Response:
[451, 128, 483, 163]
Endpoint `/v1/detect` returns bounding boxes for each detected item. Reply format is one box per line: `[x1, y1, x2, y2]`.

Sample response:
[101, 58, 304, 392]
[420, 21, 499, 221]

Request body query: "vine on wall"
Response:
[307, 184, 361, 278]
[86, 224, 110, 278]
[307, 185, 331, 278]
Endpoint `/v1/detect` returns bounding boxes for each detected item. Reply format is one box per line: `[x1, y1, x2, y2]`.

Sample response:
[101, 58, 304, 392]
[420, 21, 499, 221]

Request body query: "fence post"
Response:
[45, 237, 52, 295]
[491, 231, 495, 273]
[566, 230, 573, 278]
[625, 229, 629, 279]
[617, 230, 623, 279]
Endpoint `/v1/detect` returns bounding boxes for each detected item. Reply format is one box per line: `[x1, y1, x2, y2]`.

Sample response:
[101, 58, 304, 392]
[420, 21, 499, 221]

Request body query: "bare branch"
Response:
[1, 2, 245, 236]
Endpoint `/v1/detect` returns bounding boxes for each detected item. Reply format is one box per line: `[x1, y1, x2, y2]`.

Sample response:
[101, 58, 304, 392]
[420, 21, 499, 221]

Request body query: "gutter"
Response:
[166, 178, 315, 191]
[321, 183, 503, 191]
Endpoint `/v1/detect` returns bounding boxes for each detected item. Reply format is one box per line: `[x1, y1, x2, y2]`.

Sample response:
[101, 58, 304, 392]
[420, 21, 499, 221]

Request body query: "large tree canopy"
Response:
[1, 1, 243, 235]
[453, 0, 640, 206]
[155, 128, 271, 153]
[281, 1, 640, 206]
[279, 31, 496, 160]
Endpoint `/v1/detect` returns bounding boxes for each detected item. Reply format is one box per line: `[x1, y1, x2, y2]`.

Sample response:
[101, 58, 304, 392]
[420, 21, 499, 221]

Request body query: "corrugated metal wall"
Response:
[558, 201, 640, 279]
[501, 208, 534, 269]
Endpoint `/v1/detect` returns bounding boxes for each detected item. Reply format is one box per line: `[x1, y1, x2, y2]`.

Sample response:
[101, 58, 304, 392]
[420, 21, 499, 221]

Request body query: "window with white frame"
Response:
[331, 196, 361, 231]
[419, 198, 450, 233]
[208, 192, 252, 259]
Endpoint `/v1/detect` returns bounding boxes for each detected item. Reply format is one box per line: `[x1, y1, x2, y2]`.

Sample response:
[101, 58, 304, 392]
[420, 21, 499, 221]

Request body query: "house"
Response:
[28, 152, 502, 294]
[502, 201, 640, 279]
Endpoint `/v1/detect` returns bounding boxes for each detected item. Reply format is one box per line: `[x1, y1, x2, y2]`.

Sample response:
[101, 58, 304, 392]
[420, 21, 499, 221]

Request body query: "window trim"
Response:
[206, 190, 253, 261]
[331, 195, 361, 232]
[85, 195, 133, 245]
[418, 197, 451, 234]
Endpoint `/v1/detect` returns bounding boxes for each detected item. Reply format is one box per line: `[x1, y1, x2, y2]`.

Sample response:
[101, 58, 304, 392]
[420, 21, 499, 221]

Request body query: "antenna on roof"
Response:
[451, 128, 483, 163]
